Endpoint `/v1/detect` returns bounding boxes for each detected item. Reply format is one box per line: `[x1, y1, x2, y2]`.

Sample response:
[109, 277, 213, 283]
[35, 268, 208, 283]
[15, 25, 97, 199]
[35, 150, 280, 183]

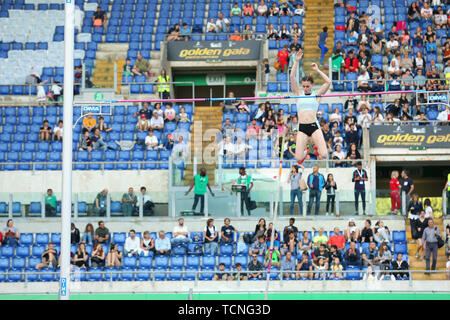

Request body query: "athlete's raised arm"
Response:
[311, 63, 331, 97]
[290, 49, 303, 96]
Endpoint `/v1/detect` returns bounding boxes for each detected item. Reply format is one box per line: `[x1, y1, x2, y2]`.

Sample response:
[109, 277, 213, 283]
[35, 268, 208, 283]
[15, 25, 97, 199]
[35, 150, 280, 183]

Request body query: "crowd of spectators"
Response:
[331, 1, 450, 95]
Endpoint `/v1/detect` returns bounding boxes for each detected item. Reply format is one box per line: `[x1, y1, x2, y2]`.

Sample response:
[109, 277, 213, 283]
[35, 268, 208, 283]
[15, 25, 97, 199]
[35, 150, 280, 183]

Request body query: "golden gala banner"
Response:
[167, 40, 261, 61]
[369, 125, 450, 148]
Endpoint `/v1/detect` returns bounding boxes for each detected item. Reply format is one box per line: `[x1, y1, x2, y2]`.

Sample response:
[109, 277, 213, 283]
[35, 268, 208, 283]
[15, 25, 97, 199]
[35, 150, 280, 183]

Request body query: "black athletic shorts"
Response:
[298, 122, 320, 137]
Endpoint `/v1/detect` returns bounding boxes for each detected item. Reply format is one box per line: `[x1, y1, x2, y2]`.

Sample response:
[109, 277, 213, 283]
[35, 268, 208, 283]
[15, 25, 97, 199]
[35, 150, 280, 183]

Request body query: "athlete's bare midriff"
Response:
[297, 109, 317, 124]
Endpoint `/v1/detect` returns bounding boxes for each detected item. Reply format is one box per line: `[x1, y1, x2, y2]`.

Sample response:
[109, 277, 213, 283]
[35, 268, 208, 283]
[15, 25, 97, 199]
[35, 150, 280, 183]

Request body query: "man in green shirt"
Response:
[93, 189, 108, 216]
[331, 49, 344, 81]
[185, 168, 215, 214]
[122, 187, 137, 216]
[94, 221, 109, 244]
[231, 2, 242, 16]
[312, 227, 329, 249]
[45, 189, 57, 217]
[264, 247, 281, 269]
[237, 167, 254, 216]
[132, 52, 151, 78]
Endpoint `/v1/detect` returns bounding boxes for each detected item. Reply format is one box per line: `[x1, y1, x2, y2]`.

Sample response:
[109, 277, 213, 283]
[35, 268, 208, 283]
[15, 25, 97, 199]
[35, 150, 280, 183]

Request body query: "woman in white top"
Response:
[413, 51, 424, 72]
[423, 198, 433, 219]
[206, 18, 216, 32]
[372, 106, 384, 125]
[331, 144, 345, 167]
[234, 137, 249, 160]
[139, 231, 155, 256]
[290, 49, 331, 163]
[279, 24, 290, 39]
[53, 120, 63, 141]
[267, 23, 278, 39]
[291, 23, 302, 39]
[329, 107, 342, 125]
[219, 136, 235, 162]
[203, 218, 218, 255]
[257, 0, 268, 16]
[344, 219, 360, 242]
[153, 103, 164, 118]
[362, 265, 377, 281]
[357, 95, 371, 112]
[374, 220, 390, 244]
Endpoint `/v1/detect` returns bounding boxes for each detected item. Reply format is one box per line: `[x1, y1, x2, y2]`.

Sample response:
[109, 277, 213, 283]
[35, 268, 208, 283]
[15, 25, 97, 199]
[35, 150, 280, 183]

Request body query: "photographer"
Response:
[288, 164, 304, 215]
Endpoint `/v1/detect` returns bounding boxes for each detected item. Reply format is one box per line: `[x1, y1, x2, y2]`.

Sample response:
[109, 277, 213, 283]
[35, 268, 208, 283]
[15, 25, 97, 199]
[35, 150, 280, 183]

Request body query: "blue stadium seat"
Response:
[170, 256, 185, 268]
[393, 231, 406, 243]
[202, 255, 216, 268]
[123, 256, 138, 269]
[35, 233, 49, 246]
[139, 256, 153, 269]
[0, 246, 14, 258]
[87, 267, 104, 282]
[220, 244, 234, 256]
[19, 233, 33, 246]
[154, 255, 169, 268]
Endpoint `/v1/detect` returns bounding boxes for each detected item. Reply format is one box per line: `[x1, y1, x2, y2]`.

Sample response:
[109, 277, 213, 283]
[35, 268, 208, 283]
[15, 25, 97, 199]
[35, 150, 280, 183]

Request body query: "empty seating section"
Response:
[0, 228, 408, 282]
[0, 0, 97, 90]
[0, 103, 193, 170]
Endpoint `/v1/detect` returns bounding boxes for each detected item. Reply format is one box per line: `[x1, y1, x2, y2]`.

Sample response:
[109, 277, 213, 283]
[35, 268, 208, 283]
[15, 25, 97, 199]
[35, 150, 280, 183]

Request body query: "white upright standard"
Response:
[59, 0, 74, 300]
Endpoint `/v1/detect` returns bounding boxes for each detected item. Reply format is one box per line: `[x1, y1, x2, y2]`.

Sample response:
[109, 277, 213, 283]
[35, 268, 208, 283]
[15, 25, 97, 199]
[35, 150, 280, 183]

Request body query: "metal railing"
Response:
[1, 269, 448, 287]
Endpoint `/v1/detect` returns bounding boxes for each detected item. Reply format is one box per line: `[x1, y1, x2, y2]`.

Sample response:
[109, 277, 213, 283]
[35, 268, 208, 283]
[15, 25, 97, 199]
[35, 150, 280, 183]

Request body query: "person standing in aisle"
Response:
[352, 162, 368, 215]
[390, 170, 401, 215]
[317, 26, 329, 67]
[325, 173, 337, 216]
[288, 164, 304, 215]
[237, 167, 254, 216]
[185, 168, 215, 214]
[400, 170, 415, 214]
[422, 218, 442, 274]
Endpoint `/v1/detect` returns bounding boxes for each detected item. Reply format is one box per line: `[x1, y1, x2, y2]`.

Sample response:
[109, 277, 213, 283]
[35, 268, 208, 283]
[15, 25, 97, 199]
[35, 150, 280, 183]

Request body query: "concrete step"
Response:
[412, 273, 447, 280]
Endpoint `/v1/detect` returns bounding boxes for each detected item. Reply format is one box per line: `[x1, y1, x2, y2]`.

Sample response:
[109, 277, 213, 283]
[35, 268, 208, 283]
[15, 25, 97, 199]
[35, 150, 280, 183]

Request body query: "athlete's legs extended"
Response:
[295, 130, 308, 163]
[310, 128, 328, 160]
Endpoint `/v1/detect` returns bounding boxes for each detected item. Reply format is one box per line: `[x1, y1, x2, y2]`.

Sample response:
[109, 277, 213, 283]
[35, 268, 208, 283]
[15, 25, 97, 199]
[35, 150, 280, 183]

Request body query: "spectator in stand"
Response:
[414, 210, 428, 260]
[106, 243, 123, 267]
[220, 218, 236, 244]
[164, 103, 176, 122]
[425, 34, 437, 53]
[123, 58, 132, 76]
[73, 243, 88, 269]
[243, 2, 254, 16]
[306, 165, 326, 216]
[420, 2, 433, 20]
[3, 219, 19, 247]
[345, 142, 361, 166]
[344, 50, 359, 74]
[390, 170, 401, 215]
[413, 51, 425, 74]
[53, 120, 63, 141]
[328, 227, 345, 253]
[257, 0, 268, 16]
[325, 173, 337, 216]
[422, 218, 442, 274]
[93, 189, 108, 216]
[82, 223, 95, 244]
[346, 30, 358, 46]
[264, 246, 281, 269]
[386, 34, 399, 55]
[371, 19, 384, 38]
[137, 114, 150, 131]
[95, 116, 111, 133]
[246, 118, 261, 141]
[296, 251, 313, 280]
[374, 220, 390, 244]
[204, 218, 218, 255]
[94, 221, 110, 245]
[248, 253, 264, 279]
[388, 59, 401, 79]
[149, 111, 164, 131]
[124, 229, 140, 257]
[282, 231, 298, 256]
[229, 29, 243, 41]
[91, 243, 105, 268]
[155, 231, 171, 255]
[45, 188, 57, 217]
[352, 162, 368, 215]
[361, 219, 374, 243]
[344, 218, 360, 243]
[231, 2, 242, 16]
[401, 69, 415, 91]
[139, 231, 155, 256]
[313, 227, 328, 249]
[92, 6, 106, 28]
[434, 7, 447, 29]
[267, 23, 279, 39]
[167, 24, 182, 41]
[344, 241, 361, 267]
[331, 144, 346, 167]
[346, 11, 359, 33]
[291, 24, 302, 40]
[232, 263, 247, 280]
[299, 231, 312, 256]
[134, 102, 153, 120]
[288, 164, 304, 215]
[35, 242, 58, 270]
[294, 3, 305, 16]
[250, 235, 267, 256]
[216, 13, 230, 33]
[90, 128, 109, 152]
[121, 187, 137, 216]
[283, 218, 299, 241]
[269, 2, 280, 16]
[206, 18, 217, 33]
[176, 106, 190, 123]
[279, 24, 290, 40]
[132, 53, 151, 78]
[281, 251, 297, 279]
[357, 68, 370, 92]
[378, 242, 392, 270]
[426, 59, 441, 78]
[39, 120, 52, 141]
[392, 253, 409, 279]
[312, 257, 329, 280]
[71, 223, 80, 245]
[221, 118, 236, 139]
[213, 263, 229, 281]
[407, 2, 421, 22]
[82, 113, 97, 133]
[329, 107, 342, 126]
[362, 241, 380, 269]
[242, 24, 254, 40]
[171, 218, 192, 248]
[277, 45, 290, 73]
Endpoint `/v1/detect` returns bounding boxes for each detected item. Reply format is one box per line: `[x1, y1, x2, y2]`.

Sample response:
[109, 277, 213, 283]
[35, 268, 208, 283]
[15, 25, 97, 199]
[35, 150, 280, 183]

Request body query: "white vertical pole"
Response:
[59, 0, 74, 301]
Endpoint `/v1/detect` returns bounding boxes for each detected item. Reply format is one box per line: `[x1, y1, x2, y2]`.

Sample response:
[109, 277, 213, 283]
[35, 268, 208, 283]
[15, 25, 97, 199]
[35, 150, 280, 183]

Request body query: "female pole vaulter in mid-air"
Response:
[290, 48, 332, 164]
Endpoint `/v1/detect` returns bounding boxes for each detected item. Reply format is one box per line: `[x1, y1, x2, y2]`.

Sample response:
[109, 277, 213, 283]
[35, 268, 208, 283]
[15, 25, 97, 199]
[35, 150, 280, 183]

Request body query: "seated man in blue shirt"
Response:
[296, 252, 313, 280]
[344, 241, 361, 268]
[155, 231, 171, 255]
[180, 22, 191, 41]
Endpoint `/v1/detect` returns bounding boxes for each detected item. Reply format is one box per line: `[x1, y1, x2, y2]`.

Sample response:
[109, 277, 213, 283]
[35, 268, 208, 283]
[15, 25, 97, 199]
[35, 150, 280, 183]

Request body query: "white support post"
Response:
[204, 193, 209, 217]
[8, 193, 13, 219]
[237, 193, 241, 217]
[41, 194, 45, 219]
[139, 194, 144, 218]
[106, 194, 111, 218]
[74, 193, 78, 219]
[335, 191, 340, 216]
[443, 190, 447, 217]
[59, 0, 74, 301]
[401, 191, 406, 216]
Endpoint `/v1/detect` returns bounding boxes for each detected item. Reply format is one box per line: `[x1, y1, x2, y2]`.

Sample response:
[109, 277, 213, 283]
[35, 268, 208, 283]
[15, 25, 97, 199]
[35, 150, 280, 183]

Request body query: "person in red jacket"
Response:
[344, 49, 359, 74]
[277, 45, 290, 73]
[390, 170, 401, 215]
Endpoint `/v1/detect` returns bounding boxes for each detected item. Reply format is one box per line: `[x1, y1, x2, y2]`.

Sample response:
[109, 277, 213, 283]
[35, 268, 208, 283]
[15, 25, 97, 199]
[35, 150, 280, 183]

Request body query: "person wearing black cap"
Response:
[352, 162, 368, 215]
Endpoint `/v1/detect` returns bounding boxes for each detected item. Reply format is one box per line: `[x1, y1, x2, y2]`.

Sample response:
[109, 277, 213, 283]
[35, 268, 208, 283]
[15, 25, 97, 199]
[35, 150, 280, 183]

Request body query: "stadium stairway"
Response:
[302, 0, 334, 83]
[406, 217, 447, 280]
[183, 106, 222, 186]
[92, 43, 128, 90]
